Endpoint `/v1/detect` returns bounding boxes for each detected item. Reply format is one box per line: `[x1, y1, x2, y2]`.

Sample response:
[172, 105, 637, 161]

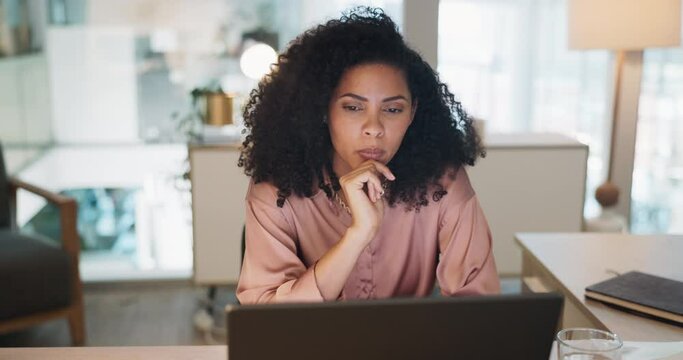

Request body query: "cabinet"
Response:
[190, 133, 588, 284]
[468, 133, 587, 275]
[189, 144, 248, 285]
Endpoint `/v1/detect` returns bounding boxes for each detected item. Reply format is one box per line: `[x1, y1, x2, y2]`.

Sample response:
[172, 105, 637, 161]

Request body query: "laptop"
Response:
[226, 292, 563, 360]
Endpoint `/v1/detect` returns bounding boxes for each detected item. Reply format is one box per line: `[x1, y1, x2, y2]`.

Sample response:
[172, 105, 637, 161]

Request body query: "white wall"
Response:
[46, 26, 139, 144]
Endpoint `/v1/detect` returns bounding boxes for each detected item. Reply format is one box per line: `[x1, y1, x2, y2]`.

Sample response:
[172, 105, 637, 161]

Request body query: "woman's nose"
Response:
[362, 113, 384, 137]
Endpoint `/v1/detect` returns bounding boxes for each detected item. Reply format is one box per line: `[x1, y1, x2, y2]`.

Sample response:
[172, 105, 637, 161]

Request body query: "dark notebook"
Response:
[585, 271, 683, 325]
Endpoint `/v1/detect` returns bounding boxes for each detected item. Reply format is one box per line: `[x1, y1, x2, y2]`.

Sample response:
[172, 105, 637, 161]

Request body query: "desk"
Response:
[516, 232, 683, 341]
[0, 346, 226, 360]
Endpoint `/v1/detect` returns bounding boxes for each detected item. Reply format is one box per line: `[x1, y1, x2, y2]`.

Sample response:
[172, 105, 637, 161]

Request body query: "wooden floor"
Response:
[0, 278, 520, 347]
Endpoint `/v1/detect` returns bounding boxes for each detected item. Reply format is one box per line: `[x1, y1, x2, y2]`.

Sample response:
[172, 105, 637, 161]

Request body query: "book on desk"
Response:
[585, 271, 683, 326]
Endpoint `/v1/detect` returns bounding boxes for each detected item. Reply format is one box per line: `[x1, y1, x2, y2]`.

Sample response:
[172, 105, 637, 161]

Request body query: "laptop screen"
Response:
[227, 293, 563, 360]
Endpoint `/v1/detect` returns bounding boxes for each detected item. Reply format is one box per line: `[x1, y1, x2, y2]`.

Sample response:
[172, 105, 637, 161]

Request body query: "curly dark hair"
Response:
[239, 6, 484, 210]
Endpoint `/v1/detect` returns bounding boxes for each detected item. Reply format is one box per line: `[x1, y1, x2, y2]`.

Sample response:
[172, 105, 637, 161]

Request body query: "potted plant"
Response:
[172, 81, 235, 142]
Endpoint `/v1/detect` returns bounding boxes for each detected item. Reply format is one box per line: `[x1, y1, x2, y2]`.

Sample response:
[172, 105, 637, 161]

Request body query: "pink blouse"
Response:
[237, 166, 500, 304]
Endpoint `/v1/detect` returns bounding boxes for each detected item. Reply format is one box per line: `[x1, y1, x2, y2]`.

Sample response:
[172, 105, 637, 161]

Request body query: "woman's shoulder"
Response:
[246, 179, 318, 207]
[246, 179, 281, 206]
[433, 165, 475, 205]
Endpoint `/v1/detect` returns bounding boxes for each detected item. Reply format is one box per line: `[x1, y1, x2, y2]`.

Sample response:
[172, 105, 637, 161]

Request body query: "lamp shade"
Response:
[569, 0, 682, 50]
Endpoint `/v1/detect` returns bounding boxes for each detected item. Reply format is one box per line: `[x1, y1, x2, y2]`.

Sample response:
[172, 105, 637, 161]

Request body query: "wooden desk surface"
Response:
[516, 232, 683, 341]
[0, 346, 226, 360]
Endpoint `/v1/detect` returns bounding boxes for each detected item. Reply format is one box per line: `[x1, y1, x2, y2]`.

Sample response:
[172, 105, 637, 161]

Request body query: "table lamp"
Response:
[568, 0, 681, 223]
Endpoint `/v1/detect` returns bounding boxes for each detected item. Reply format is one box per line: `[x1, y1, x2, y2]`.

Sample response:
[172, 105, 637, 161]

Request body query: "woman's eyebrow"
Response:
[381, 95, 408, 102]
[339, 93, 368, 101]
[338, 93, 409, 102]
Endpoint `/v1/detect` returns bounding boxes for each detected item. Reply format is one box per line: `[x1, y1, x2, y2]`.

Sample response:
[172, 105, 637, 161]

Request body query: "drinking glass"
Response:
[556, 328, 622, 360]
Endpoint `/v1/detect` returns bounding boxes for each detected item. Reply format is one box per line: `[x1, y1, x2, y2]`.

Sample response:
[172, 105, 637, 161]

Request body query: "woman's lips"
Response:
[357, 148, 386, 160]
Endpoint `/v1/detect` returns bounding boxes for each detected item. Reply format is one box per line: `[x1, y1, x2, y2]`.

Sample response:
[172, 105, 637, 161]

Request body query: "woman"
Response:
[237, 7, 499, 303]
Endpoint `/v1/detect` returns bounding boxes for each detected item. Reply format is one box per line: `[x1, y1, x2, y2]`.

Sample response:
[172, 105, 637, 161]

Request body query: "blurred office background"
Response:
[1, 0, 404, 282]
[2, 0, 682, 281]
[1, 0, 682, 346]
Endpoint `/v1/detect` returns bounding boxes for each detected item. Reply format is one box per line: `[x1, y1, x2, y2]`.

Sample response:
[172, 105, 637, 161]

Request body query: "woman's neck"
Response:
[332, 155, 352, 178]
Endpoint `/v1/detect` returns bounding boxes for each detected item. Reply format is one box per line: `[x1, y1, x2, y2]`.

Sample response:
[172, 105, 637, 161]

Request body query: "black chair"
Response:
[0, 142, 85, 345]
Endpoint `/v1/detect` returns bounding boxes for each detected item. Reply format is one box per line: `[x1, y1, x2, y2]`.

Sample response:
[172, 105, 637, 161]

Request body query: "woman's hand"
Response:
[312, 161, 395, 300]
[338, 160, 396, 244]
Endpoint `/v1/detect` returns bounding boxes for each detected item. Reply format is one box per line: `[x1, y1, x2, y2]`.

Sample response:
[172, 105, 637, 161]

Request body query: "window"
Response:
[632, 49, 683, 234]
[438, 0, 611, 218]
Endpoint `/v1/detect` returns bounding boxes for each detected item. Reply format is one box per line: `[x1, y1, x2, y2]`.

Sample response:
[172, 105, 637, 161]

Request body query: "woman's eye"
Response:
[385, 108, 403, 114]
[343, 105, 362, 112]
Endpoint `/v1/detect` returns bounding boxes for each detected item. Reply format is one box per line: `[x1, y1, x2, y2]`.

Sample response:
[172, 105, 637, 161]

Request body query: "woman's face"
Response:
[328, 63, 416, 176]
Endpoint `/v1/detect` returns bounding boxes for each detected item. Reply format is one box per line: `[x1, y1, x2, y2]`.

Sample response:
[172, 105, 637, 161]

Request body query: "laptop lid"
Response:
[226, 293, 563, 360]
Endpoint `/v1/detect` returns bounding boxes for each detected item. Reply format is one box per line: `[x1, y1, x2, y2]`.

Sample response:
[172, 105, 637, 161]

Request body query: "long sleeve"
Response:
[435, 167, 500, 296]
[236, 181, 324, 304]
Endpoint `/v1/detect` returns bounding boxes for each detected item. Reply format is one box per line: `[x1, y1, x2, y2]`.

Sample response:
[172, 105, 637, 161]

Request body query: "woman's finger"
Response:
[368, 183, 377, 202]
[367, 160, 395, 181]
[342, 168, 382, 202]
[366, 173, 382, 201]
[353, 160, 394, 182]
